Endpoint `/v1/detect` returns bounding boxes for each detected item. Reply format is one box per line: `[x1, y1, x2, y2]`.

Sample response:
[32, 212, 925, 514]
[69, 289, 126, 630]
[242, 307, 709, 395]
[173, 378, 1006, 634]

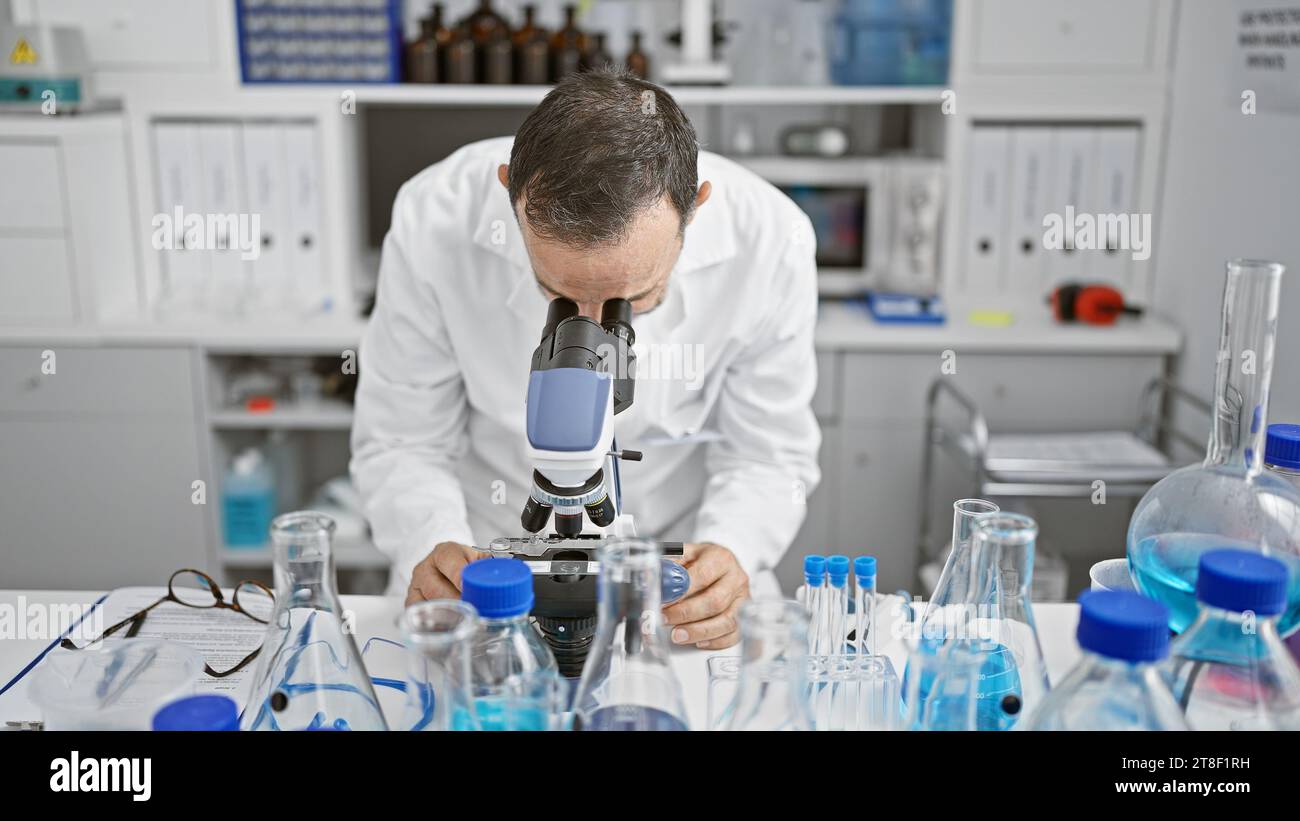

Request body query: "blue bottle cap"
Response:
[461, 559, 534, 618]
[827, 555, 850, 587]
[1196, 549, 1288, 615]
[152, 694, 240, 731]
[803, 555, 826, 585]
[1265, 423, 1300, 470]
[1076, 590, 1170, 663]
[853, 556, 877, 579]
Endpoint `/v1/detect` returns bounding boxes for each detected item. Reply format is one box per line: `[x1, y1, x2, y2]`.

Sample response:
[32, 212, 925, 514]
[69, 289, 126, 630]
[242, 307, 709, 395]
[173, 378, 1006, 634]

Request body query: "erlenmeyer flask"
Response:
[572, 539, 690, 731]
[241, 512, 387, 731]
[906, 505, 1050, 730]
[1128, 260, 1300, 634]
[399, 600, 480, 731]
[723, 599, 814, 731]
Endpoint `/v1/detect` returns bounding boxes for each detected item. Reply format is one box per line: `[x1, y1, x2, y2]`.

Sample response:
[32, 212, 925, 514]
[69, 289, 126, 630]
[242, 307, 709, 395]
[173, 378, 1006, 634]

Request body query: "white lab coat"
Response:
[350, 137, 821, 596]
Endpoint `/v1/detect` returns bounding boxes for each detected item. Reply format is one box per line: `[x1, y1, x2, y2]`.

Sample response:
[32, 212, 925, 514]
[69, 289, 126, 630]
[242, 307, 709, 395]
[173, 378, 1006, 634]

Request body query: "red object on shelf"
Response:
[245, 396, 276, 413]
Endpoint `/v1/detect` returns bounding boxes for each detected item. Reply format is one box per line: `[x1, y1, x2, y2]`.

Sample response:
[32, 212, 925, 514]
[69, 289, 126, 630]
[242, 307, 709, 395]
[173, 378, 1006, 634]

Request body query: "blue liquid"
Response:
[1130, 533, 1300, 635]
[451, 697, 552, 731]
[577, 705, 688, 731]
[903, 638, 1023, 731]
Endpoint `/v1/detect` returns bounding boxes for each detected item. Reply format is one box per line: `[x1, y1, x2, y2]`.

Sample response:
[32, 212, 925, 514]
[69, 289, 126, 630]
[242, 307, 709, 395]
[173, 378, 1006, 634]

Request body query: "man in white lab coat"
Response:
[350, 70, 820, 650]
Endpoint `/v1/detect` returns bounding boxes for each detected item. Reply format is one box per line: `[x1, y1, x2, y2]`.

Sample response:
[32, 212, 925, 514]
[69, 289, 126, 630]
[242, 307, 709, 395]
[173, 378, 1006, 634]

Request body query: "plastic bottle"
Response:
[1024, 591, 1188, 731]
[1264, 423, 1300, 492]
[1165, 549, 1300, 730]
[153, 695, 240, 731]
[222, 448, 275, 548]
[459, 559, 562, 730]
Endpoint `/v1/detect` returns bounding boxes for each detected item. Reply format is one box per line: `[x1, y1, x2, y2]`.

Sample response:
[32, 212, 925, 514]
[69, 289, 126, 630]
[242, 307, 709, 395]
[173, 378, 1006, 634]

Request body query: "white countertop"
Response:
[0, 589, 1083, 731]
[0, 302, 1181, 355]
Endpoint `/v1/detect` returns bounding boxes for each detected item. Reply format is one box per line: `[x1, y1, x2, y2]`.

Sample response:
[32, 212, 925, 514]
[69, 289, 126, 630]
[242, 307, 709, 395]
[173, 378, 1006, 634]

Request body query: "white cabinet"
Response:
[24, 0, 217, 70]
[969, 0, 1163, 72]
[0, 142, 64, 230]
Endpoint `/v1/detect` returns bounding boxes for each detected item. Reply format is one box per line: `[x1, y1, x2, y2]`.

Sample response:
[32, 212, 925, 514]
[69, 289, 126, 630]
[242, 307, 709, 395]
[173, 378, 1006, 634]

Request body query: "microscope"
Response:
[475, 297, 687, 676]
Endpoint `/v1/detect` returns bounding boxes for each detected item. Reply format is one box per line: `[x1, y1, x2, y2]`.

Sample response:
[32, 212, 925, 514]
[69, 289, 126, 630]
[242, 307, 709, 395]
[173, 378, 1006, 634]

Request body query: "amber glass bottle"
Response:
[625, 30, 650, 79]
[512, 4, 549, 84]
[549, 4, 587, 81]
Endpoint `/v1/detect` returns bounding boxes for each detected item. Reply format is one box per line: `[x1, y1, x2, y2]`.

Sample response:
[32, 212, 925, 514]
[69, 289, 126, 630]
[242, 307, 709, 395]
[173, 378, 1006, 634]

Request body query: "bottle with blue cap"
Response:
[1164, 549, 1300, 730]
[1024, 590, 1187, 730]
[459, 558, 562, 730]
[153, 694, 240, 731]
[1265, 423, 1300, 492]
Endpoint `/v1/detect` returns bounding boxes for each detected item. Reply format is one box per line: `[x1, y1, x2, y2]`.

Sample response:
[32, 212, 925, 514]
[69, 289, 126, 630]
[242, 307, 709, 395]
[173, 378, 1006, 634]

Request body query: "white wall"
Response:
[1155, 1, 1300, 425]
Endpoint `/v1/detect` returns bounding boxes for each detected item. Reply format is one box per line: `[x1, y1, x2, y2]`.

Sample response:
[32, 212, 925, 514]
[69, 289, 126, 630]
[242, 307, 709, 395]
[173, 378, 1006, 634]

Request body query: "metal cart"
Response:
[916, 377, 1212, 564]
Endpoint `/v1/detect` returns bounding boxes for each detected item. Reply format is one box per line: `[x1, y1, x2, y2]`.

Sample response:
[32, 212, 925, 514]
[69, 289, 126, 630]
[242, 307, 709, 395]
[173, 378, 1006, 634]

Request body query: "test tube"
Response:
[854, 556, 877, 658]
[802, 556, 826, 655]
[827, 556, 850, 655]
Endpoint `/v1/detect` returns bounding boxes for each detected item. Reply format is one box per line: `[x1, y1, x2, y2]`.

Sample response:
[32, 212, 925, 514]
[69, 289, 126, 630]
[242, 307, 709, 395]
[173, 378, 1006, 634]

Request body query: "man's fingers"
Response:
[663, 574, 741, 626]
[696, 630, 740, 650]
[432, 544, 473, 592]
[681, 547, 730, 592]
[670, 599, 743, 645]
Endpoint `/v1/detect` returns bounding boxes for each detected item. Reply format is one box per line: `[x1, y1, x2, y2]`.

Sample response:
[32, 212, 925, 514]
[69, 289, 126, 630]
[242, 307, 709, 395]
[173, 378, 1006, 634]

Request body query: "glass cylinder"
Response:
[571, 539, 689, 730]
[400, 600, 480, 731]
[723, 599, 814, 731]
[902, 642, 983, 731]
[242, 512, 388, 731]
[1128, 260, 1300, 634]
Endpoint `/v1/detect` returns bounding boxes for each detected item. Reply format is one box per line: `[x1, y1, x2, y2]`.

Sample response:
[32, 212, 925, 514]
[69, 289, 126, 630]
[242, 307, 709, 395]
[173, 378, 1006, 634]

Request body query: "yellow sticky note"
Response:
[968, 310, 1014, 327]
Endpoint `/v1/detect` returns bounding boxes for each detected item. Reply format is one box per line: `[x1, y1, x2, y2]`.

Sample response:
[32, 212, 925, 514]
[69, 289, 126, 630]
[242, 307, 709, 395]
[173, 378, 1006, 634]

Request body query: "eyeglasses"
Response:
[60, 569, 274, 678]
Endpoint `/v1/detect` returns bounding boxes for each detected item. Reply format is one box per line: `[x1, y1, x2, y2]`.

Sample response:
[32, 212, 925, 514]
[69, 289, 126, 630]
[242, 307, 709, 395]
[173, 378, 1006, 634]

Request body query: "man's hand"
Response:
[661, 542, 750, 650]
[405, 542, 483, 605]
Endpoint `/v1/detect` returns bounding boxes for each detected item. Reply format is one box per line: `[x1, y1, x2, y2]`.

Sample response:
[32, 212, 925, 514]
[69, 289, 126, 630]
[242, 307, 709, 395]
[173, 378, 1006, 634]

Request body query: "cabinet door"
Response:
[970, 0, 1162, 72]
[0, 347, 207, 588]
[835, 423, 926, 594]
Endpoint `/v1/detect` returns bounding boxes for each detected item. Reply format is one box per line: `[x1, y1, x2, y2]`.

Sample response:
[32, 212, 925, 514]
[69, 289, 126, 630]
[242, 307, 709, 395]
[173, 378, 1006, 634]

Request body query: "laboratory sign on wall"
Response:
[1232, 6, 1300, 114]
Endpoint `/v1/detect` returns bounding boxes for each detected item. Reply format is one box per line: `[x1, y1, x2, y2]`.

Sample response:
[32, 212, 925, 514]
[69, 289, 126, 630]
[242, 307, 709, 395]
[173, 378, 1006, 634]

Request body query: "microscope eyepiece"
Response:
[542, 297, 580, 340]
[601, 298, 635, 346]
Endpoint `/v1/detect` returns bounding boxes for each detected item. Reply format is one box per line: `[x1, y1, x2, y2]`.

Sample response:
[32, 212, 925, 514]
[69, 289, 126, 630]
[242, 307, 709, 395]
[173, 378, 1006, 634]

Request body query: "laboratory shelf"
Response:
[209, 402, 355, 431]
[251, 83, 948, 107]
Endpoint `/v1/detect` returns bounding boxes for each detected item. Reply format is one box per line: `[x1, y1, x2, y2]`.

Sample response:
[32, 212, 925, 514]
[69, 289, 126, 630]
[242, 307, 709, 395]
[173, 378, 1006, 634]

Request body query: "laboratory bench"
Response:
[0, 589, 1085, 732]
[0, 306, 1182, 596]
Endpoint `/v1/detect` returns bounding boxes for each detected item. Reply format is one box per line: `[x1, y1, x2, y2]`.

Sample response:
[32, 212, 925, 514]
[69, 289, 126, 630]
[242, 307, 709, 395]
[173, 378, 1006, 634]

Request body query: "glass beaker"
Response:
[723, 599, 814, 731]
[906, 508, 1050, 730]
[902, 641, 984, 731]
[399, 600, 480, 732]
[1128, 260, 1300, 634]
[241, 512, 388, 731]
[571, 539, 690, 731]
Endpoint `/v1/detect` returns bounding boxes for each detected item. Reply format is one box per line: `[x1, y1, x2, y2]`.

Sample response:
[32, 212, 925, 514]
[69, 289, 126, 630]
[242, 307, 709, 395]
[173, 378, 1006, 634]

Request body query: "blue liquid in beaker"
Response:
[904, 637, 1023, 731]
[1130, 532, 1300, 635]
